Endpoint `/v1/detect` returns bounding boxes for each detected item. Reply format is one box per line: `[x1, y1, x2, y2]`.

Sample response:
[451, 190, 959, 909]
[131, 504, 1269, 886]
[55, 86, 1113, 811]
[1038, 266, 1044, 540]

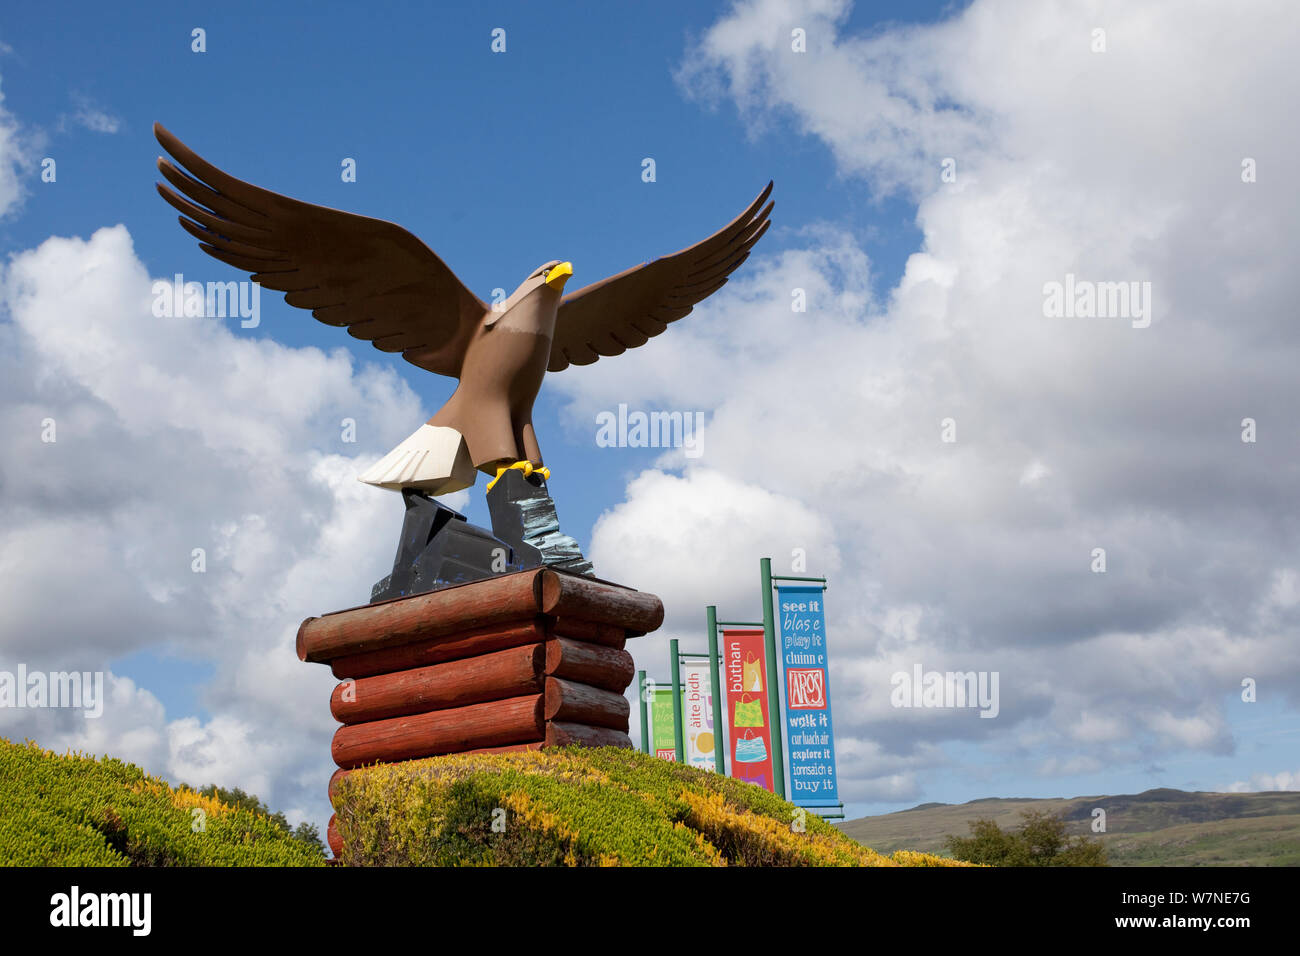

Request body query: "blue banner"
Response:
[776, 584, 839, 806]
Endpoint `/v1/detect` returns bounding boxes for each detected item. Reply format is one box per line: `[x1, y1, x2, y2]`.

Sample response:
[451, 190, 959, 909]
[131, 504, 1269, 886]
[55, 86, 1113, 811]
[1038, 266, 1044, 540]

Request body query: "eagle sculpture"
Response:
[153, 123, 773, 497]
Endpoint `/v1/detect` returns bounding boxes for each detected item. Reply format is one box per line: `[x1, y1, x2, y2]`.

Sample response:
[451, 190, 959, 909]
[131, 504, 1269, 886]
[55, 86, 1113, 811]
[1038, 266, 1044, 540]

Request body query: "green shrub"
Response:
[333, 746, 971, 867]
[0, 738, 325, 867]
[944, 809, 1108, 866]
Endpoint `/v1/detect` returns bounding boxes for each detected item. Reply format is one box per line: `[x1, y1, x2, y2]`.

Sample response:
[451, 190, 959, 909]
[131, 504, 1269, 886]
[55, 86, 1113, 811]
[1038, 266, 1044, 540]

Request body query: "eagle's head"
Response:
[486, 260, 573, 335]
[527, 260, 574, 295]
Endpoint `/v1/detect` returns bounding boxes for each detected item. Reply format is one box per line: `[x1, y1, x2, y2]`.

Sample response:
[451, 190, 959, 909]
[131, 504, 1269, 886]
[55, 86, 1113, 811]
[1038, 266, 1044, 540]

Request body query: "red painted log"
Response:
[544, 677, 630, 731]
[327, 814, 342, 857]
[540, 571, 663, 634]
[331, 643, 545, 724]
[551, 618, 628, 648]
[330, 620, 546, 679]
[545, 721, 633, 749]
[299, 568, 661, 664]
[544, 637, 635, 692]
[299, 570, 546, 663]
[331, 694, 544, 769]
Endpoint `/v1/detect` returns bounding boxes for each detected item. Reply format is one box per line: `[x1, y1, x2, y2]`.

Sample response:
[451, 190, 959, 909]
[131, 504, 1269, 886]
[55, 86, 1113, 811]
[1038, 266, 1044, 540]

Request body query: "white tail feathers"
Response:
[358, 424, 477, 495]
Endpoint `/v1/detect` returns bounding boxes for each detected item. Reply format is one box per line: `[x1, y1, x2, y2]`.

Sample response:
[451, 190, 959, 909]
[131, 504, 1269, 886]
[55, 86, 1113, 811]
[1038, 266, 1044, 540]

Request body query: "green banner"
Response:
[650, 687, 678, 761]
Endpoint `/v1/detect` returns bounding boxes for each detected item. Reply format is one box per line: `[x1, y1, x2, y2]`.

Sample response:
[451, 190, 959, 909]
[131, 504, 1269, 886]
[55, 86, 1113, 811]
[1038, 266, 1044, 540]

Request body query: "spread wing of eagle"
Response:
[153, 123, 773, 380]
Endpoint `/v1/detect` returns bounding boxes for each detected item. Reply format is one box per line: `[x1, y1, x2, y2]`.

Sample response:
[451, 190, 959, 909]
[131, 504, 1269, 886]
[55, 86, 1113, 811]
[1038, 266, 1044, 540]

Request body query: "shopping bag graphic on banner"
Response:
[734, 693, 764, 728]
[734, 729, 768, 764]
[742, 653, 764, 692]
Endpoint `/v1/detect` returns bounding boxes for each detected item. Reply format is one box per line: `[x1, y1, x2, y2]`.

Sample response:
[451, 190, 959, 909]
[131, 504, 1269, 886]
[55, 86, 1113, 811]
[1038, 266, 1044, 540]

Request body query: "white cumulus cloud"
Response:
[553, 0, 1300, 805]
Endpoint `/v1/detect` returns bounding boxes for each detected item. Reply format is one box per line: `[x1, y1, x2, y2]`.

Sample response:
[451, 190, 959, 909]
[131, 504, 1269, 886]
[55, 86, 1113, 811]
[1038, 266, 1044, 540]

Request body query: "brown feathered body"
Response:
[431, 283, 560, 470]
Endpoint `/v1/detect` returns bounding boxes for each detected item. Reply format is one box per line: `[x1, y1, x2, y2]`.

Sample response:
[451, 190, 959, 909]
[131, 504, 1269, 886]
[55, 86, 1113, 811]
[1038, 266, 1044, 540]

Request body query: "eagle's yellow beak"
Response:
[544, 261, 573, 290]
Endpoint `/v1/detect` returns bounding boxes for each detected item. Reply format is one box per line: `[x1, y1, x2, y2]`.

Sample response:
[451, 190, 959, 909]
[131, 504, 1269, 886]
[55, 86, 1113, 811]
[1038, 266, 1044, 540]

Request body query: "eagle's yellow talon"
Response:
[536, 466, 550, 481]
[486, 460, 543, 492]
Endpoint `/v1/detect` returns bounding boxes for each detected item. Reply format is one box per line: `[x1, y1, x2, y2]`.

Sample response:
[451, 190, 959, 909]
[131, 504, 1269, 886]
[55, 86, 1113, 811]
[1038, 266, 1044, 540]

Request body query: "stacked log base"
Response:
[297, 567, 663, 858]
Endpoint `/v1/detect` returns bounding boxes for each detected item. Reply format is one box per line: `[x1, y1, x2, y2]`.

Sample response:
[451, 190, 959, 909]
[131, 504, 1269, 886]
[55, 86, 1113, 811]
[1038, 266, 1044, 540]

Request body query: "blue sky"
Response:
[5, 0, 938, 539]
[2, 0, 1298, 832]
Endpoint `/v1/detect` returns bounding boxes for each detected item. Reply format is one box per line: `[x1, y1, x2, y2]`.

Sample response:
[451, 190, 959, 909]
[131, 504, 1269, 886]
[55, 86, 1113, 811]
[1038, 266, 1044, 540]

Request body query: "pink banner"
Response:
[722, 629, 774, 791]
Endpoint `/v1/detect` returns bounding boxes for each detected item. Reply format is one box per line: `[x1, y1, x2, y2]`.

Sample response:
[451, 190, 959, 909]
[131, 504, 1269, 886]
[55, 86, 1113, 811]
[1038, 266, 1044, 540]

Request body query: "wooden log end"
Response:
[538, 570, 665, 633]
[296, 617, 317, 662]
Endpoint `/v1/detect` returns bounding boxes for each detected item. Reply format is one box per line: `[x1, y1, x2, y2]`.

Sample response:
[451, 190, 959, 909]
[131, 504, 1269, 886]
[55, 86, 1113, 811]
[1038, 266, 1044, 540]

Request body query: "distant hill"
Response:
[836, 788, 1300, 866]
